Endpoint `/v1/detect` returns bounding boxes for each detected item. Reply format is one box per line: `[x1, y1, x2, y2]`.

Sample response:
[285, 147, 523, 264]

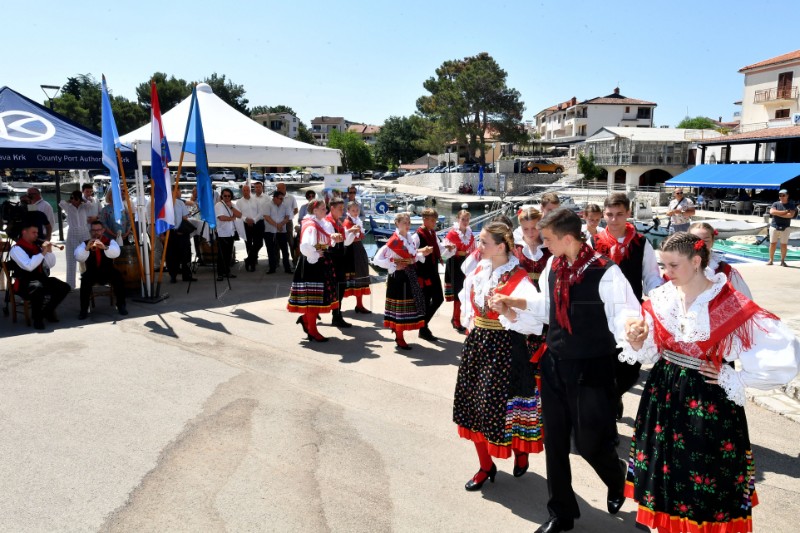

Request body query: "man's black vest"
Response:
[83, 240, 115, 278]
[415, 228, 440, 280]
[546, 259, 618, 359]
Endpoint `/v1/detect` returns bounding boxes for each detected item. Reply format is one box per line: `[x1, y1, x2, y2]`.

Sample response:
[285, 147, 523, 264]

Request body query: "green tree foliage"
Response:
[52, 74, 146, 134]
[374, 116, 427, 168]
[203, 73, 249, 114]
[296, 122, 317, 145]
[327, 130, 373, 172]
[416, 53, 525, 164]
[577, 152, 603, 180]
[676, 116, 718, 130]
[135, 72, 191, 111]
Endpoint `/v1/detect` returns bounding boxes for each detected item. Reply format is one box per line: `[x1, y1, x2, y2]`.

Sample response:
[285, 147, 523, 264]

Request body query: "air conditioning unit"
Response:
[793, 113, 800, 125]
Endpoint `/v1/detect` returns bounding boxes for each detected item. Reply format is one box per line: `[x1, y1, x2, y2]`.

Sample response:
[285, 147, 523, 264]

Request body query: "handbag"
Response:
[177, 218, 196, 235]
[233, 231, 240, 241]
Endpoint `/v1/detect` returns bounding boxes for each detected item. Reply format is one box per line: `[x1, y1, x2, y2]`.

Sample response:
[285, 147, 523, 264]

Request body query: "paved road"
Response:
[0, 249, 798, 532]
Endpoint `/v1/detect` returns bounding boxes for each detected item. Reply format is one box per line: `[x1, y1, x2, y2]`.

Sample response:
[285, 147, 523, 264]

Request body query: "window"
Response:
[778, 72, 794, 99]
[637, 108, 651, 119]
[776, 109, 790, 119]
[625, 106, 630, 113]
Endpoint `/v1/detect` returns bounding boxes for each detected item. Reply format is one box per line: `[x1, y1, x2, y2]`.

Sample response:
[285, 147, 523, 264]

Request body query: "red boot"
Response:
[395, 330, 412, 350]
[307, 313, 328, 342]
[452, 302, 467, 333]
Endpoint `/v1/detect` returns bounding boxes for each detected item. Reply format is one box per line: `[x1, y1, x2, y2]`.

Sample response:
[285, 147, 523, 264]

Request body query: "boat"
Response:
[713, 237, 800, 262]
[635, 217, 768, 241]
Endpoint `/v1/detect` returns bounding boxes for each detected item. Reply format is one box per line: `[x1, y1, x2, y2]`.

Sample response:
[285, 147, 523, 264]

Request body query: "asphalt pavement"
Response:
[0, 241, 798, 532]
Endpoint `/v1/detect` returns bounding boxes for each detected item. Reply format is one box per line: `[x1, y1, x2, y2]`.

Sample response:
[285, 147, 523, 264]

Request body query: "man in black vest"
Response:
[9, 222, 71, 330]
[533, 209, 641, 533]
[75, 221, 127, 319]
[413, 208, 455, 342]
[592, 193, 663, 419]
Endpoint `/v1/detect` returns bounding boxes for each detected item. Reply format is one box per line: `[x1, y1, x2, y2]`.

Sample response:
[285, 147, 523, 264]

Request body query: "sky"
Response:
[5, 0, 800, 134]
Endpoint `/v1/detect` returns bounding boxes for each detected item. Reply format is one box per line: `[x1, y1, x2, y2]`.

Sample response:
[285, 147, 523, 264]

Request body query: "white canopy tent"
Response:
[120, 83, 341, 168]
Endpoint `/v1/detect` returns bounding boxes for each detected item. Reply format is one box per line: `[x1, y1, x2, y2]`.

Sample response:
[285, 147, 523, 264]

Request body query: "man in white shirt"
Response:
[237, 183, 262, 272]
[26, 187, 54, 240]
[276, 182, 298, 262]
[81, 182, 100, 231]
[263, 190, 293, 274]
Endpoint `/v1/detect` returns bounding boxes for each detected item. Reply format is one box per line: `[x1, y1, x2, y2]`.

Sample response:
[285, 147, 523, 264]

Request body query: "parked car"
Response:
[377, 171, 400, 180]
[181, 171, 196, 181]
[210, 169, 237, 181]
[362, 170, 374, 179]
[241, 171, 264, 181]
[309, 172, 324, 181]
[520, 158, 563, 174]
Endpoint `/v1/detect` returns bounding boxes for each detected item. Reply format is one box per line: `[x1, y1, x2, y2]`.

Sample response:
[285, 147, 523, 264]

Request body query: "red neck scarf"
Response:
[15, 238, 41, 257]
[593, 223, 640, 264]
[300, 217, 330, 244]
[325, 214, 344, 234]
[551, 243, 602, 334]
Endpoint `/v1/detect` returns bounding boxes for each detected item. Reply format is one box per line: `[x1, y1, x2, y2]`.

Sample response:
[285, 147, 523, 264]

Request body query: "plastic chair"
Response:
[708, 199, 720, 212]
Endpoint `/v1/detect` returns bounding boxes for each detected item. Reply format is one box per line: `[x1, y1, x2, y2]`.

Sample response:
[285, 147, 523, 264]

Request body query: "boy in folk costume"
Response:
[499, 208, 642, 533]
[444, 210, 475, 333]
[325, 198, 356, 328]
[341, 201, 372, 314]
[287, 200, 345, 342]
[372, 212, 432, 349]
[591, 193, 663, 419]
[412, 208, 455, 342]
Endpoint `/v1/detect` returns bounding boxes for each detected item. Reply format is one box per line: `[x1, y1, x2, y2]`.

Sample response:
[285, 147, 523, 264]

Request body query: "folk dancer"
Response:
[454, 222, 546, 493]
[287, 199, 344, 342]
[326, 198, 356, 327]
[412, 208, 455, 342]
[622, 232, 799, 533]
[372, 212, 431, 349]
[444, 210, 475, 333]
[341, 201, 372, 314]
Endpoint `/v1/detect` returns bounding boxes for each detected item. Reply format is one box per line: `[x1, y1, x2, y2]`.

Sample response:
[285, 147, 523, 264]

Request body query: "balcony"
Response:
[754, 86, 798, 103]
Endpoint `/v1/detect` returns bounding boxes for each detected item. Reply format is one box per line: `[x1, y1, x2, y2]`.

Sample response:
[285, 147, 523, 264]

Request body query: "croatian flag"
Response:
[151, 81, 174, 234]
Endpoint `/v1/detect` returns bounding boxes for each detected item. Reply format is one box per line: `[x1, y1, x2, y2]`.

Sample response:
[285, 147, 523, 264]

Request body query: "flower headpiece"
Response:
[693, 240, 705, 251]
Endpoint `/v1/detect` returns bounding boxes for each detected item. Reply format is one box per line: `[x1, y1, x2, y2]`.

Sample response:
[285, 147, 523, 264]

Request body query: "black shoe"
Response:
[418, 327, 438, 342]
[534, 516, 574, 533]
[78, 310, 88, 320]
[170, 277, 177, 284]
[183, 277, 198, 282]
[331, 315, 352, 328]
[607, 490, 625, 515]
[513, 455, 529, 478]
[118, 307, 129, 316]
[396, 341, 413, 350]
[284, 268, 294, 274]
[266, 269, 276, 274]
[217, 276, 224, 281]
[616, 398, 624, 420]
[296, 316, 308, 335]
[354, 306, 372, 314]
[33, 321, 45, 330]
[226, 274, 237, 279]
[465, 463, 496, 491]
[451, 319, 467, 334]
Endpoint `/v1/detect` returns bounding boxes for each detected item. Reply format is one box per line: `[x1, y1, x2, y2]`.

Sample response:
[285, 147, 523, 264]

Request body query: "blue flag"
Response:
[181, 87, 215, 229]
[100, 75, 123, 223]
[477, 166, 485, 196]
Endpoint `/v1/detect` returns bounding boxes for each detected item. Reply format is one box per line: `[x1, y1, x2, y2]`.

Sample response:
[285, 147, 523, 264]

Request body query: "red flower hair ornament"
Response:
[693, 240, 705, 251]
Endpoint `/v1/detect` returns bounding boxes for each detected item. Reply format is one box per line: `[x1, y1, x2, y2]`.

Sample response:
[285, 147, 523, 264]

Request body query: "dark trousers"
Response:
[540, 353, 626, 521]
[20, 277, 71, 325]
[264, 232, 291, 272]
[167, 232, 193, 280]
[421, 275, 444, 326]
[80, 268, 126, 312]
[614, 356, 642, 399]
[216, 236, 234, 276]
[244, 221, 264, 268]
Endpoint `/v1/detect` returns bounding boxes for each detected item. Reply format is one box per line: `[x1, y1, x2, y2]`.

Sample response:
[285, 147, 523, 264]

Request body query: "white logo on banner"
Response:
[0, 110, 56, 142]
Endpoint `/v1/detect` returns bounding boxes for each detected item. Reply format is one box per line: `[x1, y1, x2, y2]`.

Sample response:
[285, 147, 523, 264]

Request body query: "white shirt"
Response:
[34, 198, 55, 229]
[173, 198, 190, 226]
[594, 227, 664, 296]
[411, 230, 455, 263]
[708, 251, 752, 300]
[58, 200, 91, 242]
[282, 193, 298, 221]
[458, 256, 544, 335]
[624, 273, 799, 406]
[668, 197, 694, 226]
[372, 230, 425, 274]
[530, 254, 642, 351]
[237, 195, 261, 224]
[299, 216, 335, 264]
[74, 239, 121, 262]
[214, 201, 237, 238]
[10, 243, 57, 272]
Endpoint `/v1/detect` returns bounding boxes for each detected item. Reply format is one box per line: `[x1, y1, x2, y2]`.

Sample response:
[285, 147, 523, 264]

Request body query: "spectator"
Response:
[767, 189, 797, 267]
[666, 188, 695, 233]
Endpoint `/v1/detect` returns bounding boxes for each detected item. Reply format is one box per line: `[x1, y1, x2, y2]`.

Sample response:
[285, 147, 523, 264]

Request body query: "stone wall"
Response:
[398, 172, 560, 195]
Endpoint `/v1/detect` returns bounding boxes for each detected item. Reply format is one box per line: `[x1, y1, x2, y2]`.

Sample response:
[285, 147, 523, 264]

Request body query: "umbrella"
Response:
[477, 166, 485, 196]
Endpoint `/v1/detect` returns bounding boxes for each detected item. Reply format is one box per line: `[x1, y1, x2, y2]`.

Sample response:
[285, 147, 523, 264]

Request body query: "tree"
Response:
[296, 122, 317, 145]
[327, 130, 373, 172]
[577, 152, 603, 181]
[134, 72, 191, 112]
[203, 73, 249, 114]
[416, 53, 525, 164]
[52, 74, 147, 134]
[374, 116, 426, 168]
[676, 116, 718, 130]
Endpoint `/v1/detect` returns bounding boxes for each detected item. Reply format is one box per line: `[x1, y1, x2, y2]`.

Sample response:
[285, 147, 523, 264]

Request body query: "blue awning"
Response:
[665, 163, 800, 190]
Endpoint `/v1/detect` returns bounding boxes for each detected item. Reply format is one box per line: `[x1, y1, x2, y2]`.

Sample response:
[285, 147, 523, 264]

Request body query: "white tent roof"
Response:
[120, 83, 341, 168]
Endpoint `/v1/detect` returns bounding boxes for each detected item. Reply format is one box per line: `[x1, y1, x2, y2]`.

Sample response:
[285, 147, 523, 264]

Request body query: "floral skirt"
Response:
[444, 256, 466, 302]
[453, 326, 543, 458]
[343, 241, 371, 298]
[625, 358, 757, 533]
[383, 266, 425, 332]
[287, 254, 339, 314]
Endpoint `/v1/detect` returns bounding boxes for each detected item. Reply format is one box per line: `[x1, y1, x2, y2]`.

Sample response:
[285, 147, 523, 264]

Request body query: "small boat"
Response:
[635, 218, 768, 241]
[713, 238, 800, 262]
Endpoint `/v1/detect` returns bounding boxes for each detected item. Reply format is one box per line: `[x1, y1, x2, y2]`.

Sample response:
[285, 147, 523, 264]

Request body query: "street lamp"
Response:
[40, 83, 64, 240]
[40, 84, 61, 109]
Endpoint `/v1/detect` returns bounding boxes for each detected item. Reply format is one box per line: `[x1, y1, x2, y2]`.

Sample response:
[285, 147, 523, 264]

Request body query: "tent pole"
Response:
[136, 160, 151, 298]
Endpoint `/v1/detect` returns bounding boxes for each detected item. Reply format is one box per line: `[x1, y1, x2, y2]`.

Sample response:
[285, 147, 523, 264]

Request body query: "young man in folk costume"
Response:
[444, 210, 475, 333]
[287, 200, 345, 342]
[372, 212, 432, 349]
[412, 208, 455, 342]
[325, 198, 356, 328]
[503, 208, 642, 533]
[591, 193, 663, 420]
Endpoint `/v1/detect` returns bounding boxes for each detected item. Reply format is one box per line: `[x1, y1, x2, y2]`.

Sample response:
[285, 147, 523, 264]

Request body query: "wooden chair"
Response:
[90, 284, 115, 309]
[2, 261, 31, 326]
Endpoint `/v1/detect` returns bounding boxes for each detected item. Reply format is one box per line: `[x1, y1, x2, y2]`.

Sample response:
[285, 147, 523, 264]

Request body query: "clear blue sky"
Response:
[6, 0, 800, 132]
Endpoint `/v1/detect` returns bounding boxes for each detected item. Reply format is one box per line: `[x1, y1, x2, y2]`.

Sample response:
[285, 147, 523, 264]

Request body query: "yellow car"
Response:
[523, 158, 564, 174]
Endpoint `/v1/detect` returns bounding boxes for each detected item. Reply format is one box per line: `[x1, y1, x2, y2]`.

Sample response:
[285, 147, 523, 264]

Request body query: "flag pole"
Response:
[155, 149, 187, 296]
[149, 178, 156, 295]
[116, 149, 146, 292]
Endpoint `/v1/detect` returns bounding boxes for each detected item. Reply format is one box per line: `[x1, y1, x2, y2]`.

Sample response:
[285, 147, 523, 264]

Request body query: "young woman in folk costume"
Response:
[453, 222, 546, 492]
[622, 232, 799, 533]
[372, 212, 432, 349]
[287, 199, 345, 342]
[689, 221, 752, 300]
[444, 210, 476, 333]
[341, 201, 372, 314]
